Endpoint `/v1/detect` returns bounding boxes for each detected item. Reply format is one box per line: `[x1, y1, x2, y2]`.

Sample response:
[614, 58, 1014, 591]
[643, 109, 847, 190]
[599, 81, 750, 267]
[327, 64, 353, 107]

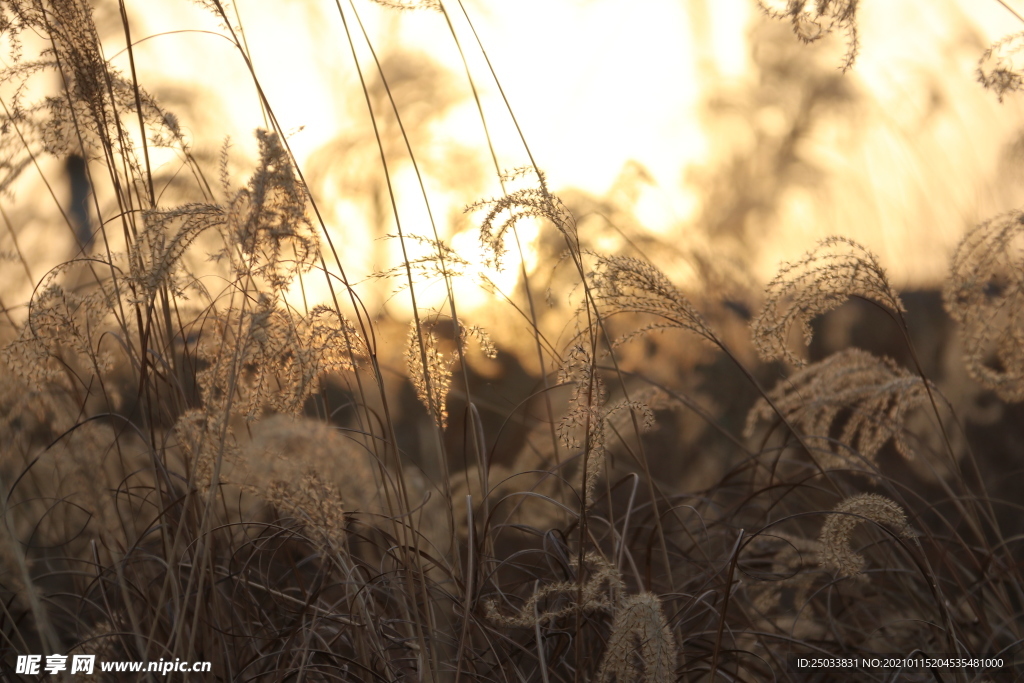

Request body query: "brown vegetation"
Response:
[0, 1, 1022, 681]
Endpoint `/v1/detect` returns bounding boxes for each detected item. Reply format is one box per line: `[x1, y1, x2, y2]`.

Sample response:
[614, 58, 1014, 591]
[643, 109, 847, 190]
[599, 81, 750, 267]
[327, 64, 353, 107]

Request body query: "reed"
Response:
[0, 1, 1022, 681]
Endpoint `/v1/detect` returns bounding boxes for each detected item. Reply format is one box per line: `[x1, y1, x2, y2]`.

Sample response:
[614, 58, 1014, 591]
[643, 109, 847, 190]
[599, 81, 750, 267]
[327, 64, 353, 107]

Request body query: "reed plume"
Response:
[976, 31, 1024, 102]
[818, 493, 913, 578]
[221, 129, 320, 292]
[264, 469, 347, 554]
[944, 209, 1024, 401]
[0, 0, 1021, 679]
[757, 0, 861, 72]
[406, 321, 455, 429]
[589, 253, 717, 347]
[485, 552, 622, 628]
[2, 276, 113, 392]
[486, 552, 678, 681]
[595, 592, 678, 683]
[752, 236, 904, 366]
[469, 167, 577, 269]
[745, 348, 932, 469]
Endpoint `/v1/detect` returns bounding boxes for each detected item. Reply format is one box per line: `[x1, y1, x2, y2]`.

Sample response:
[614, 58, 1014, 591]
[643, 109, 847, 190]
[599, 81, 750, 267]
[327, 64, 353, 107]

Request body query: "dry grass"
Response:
[0, 1, 1022, 681]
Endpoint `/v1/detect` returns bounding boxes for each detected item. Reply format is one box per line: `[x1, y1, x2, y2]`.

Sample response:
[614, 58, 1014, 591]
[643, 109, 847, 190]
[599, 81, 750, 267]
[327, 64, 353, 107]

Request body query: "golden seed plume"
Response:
[745, 348, 932, 468]
[752, 237, 904, 366]
[485, 552, 622, 628]
[468, 167, 577, 270]
[976, 31, 1024, 102]
[757, 0, 861, 72]
[589, 253, 717, 347]
[944, 210, 1024, 402]
[595, 591, 678, 683]
[818, 493, 914, 578]
[406, 322, 454, 429]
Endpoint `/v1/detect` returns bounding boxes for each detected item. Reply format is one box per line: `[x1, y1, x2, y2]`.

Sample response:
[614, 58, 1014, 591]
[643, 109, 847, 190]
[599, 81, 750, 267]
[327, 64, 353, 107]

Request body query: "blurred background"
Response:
[3, 0, 1024, 332]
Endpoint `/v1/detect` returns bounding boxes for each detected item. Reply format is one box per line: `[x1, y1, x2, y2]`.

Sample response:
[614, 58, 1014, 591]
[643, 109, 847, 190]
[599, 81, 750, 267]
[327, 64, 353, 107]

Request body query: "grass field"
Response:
[0, 1, 1023, 681]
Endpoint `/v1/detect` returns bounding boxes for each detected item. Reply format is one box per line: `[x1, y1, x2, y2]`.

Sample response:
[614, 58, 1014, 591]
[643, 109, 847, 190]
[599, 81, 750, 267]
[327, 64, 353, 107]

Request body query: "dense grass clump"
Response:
[0, 1, 1022, 681]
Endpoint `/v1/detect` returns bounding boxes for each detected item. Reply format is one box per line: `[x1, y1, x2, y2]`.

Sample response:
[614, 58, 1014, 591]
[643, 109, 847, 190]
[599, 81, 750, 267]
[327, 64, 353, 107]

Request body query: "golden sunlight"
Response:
[5, 0, 1023, 315]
